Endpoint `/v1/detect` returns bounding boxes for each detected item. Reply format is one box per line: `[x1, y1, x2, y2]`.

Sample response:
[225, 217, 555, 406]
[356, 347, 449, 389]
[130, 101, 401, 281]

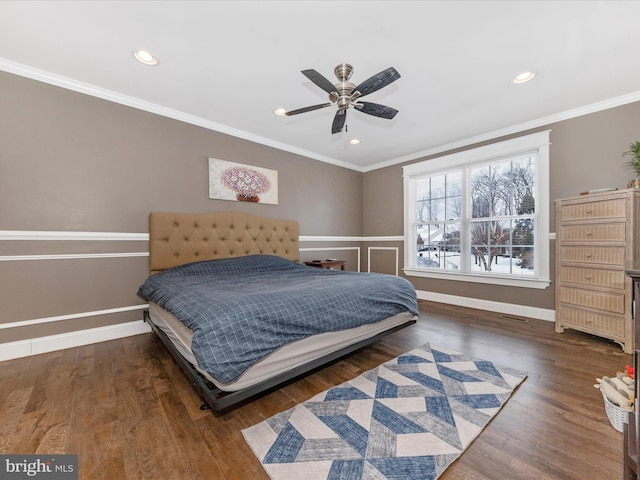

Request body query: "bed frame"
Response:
[144, 211, 417, 415]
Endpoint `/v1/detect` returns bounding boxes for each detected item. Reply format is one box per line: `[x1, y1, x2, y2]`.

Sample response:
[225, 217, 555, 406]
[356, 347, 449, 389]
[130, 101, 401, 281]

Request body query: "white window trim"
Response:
[402, 130, 551, 289]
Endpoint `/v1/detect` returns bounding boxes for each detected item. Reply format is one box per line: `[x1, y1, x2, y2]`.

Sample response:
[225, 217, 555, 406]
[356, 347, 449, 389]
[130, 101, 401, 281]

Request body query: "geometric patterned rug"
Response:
[242, 343, 527, 480]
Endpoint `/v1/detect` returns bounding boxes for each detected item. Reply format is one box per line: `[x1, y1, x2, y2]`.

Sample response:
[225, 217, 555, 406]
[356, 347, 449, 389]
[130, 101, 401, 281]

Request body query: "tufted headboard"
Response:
[148, 211, 299, 275]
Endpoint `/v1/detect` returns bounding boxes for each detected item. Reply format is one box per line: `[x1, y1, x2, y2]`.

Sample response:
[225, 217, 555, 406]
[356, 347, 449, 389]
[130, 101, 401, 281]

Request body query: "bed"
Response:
[138, 211, 419, 414]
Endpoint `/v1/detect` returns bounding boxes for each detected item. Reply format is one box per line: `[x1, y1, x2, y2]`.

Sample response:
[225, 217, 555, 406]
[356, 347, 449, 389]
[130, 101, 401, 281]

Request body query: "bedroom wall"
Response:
[362, 100, 640, 311]
[3, 68, 639, 359]
[0, 71, 364, 351]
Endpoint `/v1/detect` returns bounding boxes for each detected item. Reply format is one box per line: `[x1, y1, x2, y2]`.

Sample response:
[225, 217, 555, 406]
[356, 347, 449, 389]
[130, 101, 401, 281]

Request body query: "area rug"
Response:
[242, 343, 527, 480]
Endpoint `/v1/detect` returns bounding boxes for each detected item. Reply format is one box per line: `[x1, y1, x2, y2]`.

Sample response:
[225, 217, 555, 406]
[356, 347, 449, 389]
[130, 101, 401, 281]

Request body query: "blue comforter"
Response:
[137, 254, 418, 384]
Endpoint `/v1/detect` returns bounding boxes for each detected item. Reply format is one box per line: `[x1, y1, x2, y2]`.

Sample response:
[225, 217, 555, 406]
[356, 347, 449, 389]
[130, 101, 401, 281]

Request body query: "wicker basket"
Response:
[602, 391, 630, 433]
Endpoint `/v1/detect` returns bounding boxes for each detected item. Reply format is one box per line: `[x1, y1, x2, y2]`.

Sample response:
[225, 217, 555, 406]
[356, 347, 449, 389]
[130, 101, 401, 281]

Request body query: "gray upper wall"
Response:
[363, 101, 640, 310]
[0, 71, 363, 236]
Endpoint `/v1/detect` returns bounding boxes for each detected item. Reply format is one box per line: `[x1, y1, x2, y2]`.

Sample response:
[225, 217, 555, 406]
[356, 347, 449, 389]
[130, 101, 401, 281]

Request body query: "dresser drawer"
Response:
[559, 223, 626, 242]
[558, 266, 626, 289]
[559, 245, 626, 266]
[559, 198, 626, 221]
[558, 286, 625, 314]
[557, 305, 625, 337]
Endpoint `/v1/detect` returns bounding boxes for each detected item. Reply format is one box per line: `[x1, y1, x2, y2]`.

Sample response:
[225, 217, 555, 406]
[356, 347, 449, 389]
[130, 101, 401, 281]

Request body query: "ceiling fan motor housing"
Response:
[335, 84, 355, 109]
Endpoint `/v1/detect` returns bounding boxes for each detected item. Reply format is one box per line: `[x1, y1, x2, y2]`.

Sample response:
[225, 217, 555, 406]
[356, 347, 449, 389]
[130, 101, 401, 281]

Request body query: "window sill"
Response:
[403, 267, 551, 289]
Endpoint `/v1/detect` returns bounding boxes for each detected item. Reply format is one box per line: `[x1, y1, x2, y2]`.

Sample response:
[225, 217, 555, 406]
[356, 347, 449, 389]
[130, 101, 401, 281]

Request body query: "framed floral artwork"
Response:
[208, 158, 278, 205]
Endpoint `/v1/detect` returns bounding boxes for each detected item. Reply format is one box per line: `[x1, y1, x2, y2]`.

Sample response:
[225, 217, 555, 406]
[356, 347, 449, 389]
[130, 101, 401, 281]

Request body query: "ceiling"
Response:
[1, 1, 640, 172]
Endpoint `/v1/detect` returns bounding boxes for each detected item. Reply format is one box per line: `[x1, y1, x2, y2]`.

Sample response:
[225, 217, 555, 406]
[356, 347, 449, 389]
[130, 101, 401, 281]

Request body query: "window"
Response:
[403, 131, 550, 289]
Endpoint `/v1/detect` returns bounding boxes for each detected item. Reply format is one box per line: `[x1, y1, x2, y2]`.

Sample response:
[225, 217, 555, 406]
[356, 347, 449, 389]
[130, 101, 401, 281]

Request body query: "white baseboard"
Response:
[0, 319, 151, 362]
[416, 289, 556, 322]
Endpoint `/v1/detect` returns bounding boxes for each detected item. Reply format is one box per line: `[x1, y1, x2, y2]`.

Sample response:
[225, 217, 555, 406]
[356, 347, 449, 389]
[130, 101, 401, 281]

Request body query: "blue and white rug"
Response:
[242, 343, 527, 480]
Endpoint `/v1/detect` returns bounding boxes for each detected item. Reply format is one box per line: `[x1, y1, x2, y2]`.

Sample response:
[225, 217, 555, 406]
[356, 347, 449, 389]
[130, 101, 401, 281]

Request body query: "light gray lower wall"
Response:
[363, 101, 640, 310]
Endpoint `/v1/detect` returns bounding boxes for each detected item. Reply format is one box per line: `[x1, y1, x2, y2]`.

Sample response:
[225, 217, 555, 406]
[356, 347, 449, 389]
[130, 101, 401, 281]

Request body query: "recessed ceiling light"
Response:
[273, 108, 287, 116]
[133, 49, 159, 66]
[513, 71, 535, 84]
[349, 139, 361, 145]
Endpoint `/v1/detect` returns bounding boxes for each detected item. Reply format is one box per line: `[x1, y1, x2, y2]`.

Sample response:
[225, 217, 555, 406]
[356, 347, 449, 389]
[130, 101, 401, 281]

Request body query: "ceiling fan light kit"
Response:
[285, 63, 400, 134]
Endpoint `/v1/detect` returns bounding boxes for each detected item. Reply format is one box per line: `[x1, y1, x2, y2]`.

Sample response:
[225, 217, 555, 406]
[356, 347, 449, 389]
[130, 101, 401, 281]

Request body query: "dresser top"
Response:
[555, 187, 640, 203]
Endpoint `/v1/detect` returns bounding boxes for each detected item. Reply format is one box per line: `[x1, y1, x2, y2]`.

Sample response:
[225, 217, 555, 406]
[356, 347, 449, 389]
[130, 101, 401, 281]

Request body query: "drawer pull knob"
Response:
[585, 275, 592, 280]
[586, 232, 593, 236]
[586, 254, 593, 258]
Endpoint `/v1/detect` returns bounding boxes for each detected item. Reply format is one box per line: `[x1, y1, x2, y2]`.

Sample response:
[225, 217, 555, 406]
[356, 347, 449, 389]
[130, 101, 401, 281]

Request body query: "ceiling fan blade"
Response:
[284, 103, 332, 116]
[302, 69, 338, 94]
[353, 67, 401, 98]
[331, 110, 346, 134]
[354, 101, 398, 119]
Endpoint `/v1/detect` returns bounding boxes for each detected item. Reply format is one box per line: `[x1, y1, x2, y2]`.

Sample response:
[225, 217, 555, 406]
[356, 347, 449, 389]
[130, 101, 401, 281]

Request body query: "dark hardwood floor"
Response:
[0, 300, 630, 479]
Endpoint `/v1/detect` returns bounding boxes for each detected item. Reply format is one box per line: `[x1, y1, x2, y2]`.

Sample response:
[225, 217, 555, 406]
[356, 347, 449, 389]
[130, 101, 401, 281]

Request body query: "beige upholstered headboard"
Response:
[148, 212, 299, 275]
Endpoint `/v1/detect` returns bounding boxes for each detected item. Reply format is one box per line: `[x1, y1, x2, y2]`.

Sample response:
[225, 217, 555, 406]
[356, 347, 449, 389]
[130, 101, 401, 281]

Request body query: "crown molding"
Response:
[363, 90, 640, 172]
[0, 58, 362, 172]
[3, 57, 639, 175]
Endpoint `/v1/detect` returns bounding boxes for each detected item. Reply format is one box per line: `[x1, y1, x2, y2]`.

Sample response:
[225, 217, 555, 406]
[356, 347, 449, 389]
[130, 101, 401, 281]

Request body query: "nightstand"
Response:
[304, 260, 346, 270]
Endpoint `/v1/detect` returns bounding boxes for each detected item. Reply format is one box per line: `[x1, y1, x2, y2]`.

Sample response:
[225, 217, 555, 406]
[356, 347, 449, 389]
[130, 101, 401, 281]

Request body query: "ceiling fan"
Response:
[285, 64, 401, 134]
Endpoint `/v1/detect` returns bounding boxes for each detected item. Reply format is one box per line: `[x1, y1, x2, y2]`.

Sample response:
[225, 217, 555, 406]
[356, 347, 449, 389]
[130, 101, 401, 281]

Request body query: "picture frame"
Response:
[208, 158, 278, 205]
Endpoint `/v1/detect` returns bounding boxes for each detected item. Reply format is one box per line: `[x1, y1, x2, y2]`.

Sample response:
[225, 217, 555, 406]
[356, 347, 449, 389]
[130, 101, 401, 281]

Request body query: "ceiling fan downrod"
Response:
[331, 63, 356, 109]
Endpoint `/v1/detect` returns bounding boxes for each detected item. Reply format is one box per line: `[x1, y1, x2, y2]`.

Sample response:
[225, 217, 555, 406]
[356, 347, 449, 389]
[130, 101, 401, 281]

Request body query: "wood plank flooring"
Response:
[0, 300, 630, 479]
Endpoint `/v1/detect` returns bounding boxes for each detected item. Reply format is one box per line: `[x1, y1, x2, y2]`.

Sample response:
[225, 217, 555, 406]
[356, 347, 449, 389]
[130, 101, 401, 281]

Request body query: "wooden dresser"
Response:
[555, 189, 640, 354]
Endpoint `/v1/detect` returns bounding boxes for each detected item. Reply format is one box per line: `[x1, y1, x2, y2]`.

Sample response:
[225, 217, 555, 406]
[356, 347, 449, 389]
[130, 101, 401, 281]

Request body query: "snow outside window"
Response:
[403, 131, 550, 289]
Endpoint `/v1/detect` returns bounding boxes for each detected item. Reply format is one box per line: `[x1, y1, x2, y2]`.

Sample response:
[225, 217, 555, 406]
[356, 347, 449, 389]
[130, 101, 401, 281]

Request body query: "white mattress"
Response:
[148, 302, 417, 392]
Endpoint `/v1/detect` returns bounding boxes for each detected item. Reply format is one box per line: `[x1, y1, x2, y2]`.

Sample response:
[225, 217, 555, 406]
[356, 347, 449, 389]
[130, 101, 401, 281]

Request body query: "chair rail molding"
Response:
[0, 304, 149, 330]
[0, 230, 404, 262]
